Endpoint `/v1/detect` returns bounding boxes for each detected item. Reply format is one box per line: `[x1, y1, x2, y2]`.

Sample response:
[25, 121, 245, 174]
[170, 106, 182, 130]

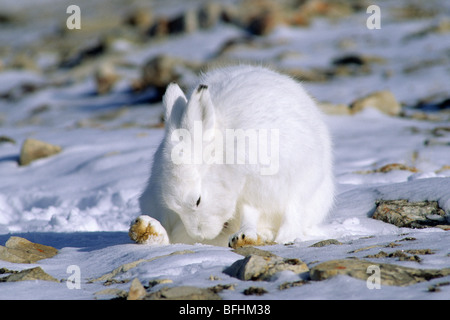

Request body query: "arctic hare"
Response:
[129, 65, 334, 247]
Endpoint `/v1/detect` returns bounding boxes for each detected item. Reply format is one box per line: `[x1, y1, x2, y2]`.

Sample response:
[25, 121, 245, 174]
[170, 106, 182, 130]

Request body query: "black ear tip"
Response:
[197, 84, 208, 92]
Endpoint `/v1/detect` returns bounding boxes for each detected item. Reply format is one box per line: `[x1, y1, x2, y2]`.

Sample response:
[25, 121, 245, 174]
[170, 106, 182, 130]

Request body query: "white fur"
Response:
[136, 65, 334, 246]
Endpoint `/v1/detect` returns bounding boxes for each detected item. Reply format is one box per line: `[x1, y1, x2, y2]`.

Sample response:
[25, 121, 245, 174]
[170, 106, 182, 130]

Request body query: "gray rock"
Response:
[0, 135, 16, 144]
[310, 258, 450, 287]
[317, 102, 351, 115]
[232, 246, 277, 258]
[139, 55, 181, 93]
[0, 236, 58, 263]
[198, 1, 223, 29]
[94, 63, 118, 95]
[372, 199, 448, 228]
[224, 254, 309, 281]
[243, 286, 268, 296]
[309, 239, 343, 247]
[19, 138, 62, 166]
[127, 278, 147, 300]
[350, 90, 402, 116]
[0, 266, 58, 283]
[144, 286, 221, 300]
[124, 8, 153, 31]
[168, 9, 198, 34]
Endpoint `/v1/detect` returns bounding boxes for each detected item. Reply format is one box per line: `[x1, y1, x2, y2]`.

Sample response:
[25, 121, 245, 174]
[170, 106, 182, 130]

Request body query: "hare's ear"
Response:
[183, 84, 215, 138]
[163, 82, 187, 128]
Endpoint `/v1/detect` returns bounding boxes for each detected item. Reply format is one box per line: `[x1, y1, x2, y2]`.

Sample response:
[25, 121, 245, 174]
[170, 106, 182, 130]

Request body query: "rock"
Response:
[148, 278, 173, 288]
[364, 250, 422, 262]
[127, 278, 147, 300]
[350, 90, 402, 116]
[309, 239, 342, 247]
[95, 288, 128, 299]
[241, 0, 281, 36]
[232, 246, 277, 258]
[168, 9, 198, 34]
[0, 266, 58, 283]
[287, 0, 357, 26]
[317, 102, 350, 115]
[286, 68, 332, 82]
[147, 17, 170, 37]
[404, 18, 450, 40]
[372, 199, 448, 229]
[139, 55, 181, 94]
[198, 1, 223, 29]
[246, 10, 278, 36]
[208, 283, 235, 293]
[278, 279, 308, 290]
[243, 286, 268, 296]
[143, 286, 221, 300]
[124, 8, 153, 31]
[0, 236, 58, 263]
[94, 63, 119, 95]
[0, 135, 16, 144]
[224, 254, 309, 281]
[310, 258, 450, 286]
[356, 163, 419, 174]
[19, 138, 62, 166]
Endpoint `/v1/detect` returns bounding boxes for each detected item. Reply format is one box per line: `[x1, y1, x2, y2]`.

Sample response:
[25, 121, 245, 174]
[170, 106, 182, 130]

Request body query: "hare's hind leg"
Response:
[274, 201, 304, 244]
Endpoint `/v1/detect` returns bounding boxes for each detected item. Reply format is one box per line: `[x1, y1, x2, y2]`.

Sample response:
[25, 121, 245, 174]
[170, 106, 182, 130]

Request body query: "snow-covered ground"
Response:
[0, 0, 449, 300]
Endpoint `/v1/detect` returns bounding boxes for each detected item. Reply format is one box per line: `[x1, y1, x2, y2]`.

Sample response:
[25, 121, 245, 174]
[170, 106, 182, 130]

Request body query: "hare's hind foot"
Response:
[129, 215, 169, 245]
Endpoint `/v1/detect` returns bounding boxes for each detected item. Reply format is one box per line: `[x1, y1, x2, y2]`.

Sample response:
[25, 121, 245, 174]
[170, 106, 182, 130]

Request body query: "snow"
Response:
[0, 0, 449, 300]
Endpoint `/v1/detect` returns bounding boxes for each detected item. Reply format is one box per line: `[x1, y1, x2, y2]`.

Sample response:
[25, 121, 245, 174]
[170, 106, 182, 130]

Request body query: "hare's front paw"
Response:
[228, 231, 263, 249]
[129, 215, 169, 245]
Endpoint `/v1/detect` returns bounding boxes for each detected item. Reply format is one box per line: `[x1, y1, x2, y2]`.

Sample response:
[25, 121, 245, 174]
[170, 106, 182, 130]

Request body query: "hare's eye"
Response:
[196, 196, 201, 207]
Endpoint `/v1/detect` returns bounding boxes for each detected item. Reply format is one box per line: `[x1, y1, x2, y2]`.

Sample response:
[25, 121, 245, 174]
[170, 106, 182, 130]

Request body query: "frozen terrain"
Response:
[0, 0, 449, 300]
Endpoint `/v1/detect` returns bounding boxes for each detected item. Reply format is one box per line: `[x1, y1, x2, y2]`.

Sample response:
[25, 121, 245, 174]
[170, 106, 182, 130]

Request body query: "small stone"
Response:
[124, 8, 153, 31]
[95, 63, 119, 95]
[278, 280, 308, 290]
[127, 278, 147, 300]
[372, 199, 448, 229]
[356, 163, 419, 174]
[19, 138, 62, 166]
[198, 1, 223, 29]
[238, 0, 282, 36]
[246, 10, 278, 36]
[317, 102, 350, 115]
[143, 286, 221, 300]
[243, 286, 267, 296]
[0, 135, 16, 144]
[0, 266, 58, 283]
[309, 239, 342, 247]
[139, 55, 181, 94]
[168, 9, 198, 34]
[232, 246, 276, 258]
[94, 288, 128, 299]
[350, 90, 402, 116]
[148, 278, 173, 288]
[208, 283, 235, 293]
[224, 254, 309, 281]
[286, 68, 331, 82]
[0, 236, 58, 263]
[310, 259, 450, 286]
